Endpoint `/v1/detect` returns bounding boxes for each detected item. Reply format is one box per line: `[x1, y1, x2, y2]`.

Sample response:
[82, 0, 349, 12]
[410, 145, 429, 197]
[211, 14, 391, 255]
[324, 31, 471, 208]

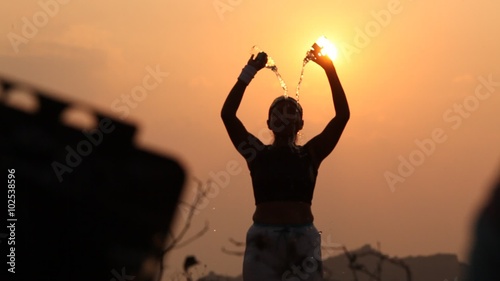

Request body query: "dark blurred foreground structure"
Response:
[0, 77, 185, 280]
[466, 172, 500, 281]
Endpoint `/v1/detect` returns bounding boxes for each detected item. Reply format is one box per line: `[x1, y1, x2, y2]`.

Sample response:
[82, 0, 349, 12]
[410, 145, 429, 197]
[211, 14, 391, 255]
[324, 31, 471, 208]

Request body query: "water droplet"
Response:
[318, 231, 322, 235]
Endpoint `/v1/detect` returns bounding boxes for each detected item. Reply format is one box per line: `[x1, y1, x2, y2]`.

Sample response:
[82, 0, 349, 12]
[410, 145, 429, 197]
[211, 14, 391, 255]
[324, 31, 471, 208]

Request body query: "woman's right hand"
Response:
[247, 52, 268, 71]
[310, 43, 334, 71]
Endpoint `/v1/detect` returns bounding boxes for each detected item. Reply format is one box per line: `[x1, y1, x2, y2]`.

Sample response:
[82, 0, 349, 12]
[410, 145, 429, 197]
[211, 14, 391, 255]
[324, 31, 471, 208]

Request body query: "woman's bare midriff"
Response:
[253, 201, 314, 225]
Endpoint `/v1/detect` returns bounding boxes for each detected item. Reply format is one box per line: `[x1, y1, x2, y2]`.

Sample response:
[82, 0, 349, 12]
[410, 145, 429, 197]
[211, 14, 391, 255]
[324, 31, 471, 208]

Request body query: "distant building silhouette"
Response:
[0, 77, 185, 281]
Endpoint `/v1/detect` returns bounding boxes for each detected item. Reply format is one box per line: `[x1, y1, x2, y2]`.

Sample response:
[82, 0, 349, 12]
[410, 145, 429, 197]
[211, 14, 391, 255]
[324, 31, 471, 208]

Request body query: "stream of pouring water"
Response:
[267, 64, 288, 98]
[295, 47, 316, 102]
[251, 46, 288, 97]
[295, 59, 310, 102]
[251, 38, 334, 102]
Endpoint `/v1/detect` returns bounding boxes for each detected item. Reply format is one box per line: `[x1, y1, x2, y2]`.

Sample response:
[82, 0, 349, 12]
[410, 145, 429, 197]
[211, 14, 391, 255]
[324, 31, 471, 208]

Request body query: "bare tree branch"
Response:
[157, 178, 211, 281]
[334, 245, 412, 281]
[220, 237, 246, 257]
[221, 247, 244, 256]
[228, 238, 245, 247]
[163, 178, 209, 253]
[174, 221, 209, 249]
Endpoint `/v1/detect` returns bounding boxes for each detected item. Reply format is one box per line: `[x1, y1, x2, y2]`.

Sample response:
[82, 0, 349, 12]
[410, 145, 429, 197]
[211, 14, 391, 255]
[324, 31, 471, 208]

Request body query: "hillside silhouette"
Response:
[196, 244, 467, 281]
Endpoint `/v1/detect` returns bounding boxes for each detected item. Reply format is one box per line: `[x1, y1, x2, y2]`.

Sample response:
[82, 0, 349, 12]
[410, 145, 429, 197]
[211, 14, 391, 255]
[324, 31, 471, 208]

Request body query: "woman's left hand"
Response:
[247, 52, 268, 71]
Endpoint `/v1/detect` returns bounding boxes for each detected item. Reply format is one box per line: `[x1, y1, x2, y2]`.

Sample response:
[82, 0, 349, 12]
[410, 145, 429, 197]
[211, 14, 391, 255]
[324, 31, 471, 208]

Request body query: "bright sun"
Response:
[316, 36, 338, 61]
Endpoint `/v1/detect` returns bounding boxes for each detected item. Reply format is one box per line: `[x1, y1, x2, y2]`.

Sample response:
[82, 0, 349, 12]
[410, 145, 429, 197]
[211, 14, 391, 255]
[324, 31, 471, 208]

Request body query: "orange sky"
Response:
[1, 1, 500, 278]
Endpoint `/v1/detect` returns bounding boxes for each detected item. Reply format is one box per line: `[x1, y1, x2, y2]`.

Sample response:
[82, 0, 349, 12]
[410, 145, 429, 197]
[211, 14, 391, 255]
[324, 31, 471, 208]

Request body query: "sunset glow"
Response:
[1, 1, 499, 279]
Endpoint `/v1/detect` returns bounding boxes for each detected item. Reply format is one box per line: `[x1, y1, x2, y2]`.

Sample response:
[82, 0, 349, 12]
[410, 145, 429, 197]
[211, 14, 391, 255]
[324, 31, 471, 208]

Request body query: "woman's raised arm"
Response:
[305, 44, 350, 168]
[221, 53, 268, 161]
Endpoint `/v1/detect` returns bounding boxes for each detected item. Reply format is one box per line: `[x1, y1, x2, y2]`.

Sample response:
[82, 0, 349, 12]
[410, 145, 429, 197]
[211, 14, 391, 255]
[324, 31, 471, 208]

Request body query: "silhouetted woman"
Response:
[221, 45, 350, 280]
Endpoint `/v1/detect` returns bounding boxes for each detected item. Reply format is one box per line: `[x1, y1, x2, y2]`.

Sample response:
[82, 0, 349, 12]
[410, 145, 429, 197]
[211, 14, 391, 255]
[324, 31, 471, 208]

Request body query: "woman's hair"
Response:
[268, 96, 303, 119]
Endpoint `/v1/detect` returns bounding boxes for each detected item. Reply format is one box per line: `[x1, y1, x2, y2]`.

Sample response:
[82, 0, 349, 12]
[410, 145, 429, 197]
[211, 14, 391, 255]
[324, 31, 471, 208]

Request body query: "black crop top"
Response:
[248, 145, 318, 205]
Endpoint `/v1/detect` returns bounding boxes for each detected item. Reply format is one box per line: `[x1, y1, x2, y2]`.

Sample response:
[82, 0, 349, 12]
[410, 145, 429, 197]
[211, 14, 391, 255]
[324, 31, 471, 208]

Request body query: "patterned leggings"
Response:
[242, 223, 323, 281]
